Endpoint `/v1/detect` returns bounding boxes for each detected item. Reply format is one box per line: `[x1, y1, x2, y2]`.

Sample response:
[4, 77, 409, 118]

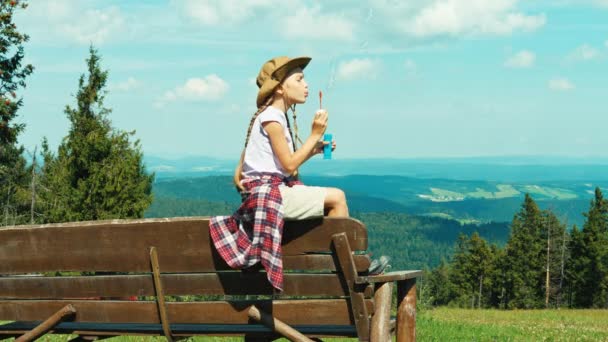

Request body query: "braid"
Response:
[284, 109, 297, 152]
[244, 97, 272, 148]
[288, 104, 304, 148]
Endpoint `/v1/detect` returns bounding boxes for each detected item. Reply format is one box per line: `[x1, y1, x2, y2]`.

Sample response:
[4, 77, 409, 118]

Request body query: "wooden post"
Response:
[248, 305, 314, 342]
[396, 279, 416, 342]
[332, 233, 370, 341]
[150, 246, 173, 342]
[371, 282, 392, 342]
[16, 304, 76, 342]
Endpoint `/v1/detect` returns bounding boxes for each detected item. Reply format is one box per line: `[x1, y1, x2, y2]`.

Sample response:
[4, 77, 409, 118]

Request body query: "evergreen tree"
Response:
[39, 46, 154, 223]
[503, 194, 545, 308]
[448, 233, 475, 307]
[447, 233, 494, 308]
[467, 232, 494, 308]
[569, 188, 608, 307]
[0, 0, 33, 226]
[566, 224, 585, 307]
[487, 244, 507, 308]
[425, 259, 453, 306]
[541, 210, 568, 308]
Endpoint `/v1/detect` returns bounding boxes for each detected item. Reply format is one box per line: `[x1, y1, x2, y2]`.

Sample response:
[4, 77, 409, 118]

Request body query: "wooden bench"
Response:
[0, 217, 421, 341]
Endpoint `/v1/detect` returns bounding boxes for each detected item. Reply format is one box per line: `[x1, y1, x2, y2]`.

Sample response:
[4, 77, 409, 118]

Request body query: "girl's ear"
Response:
[275, 85, 284, 96]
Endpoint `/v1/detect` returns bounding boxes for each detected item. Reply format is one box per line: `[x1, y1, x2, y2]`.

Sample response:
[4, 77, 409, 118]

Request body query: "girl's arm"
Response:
[263, 110, 328, 174]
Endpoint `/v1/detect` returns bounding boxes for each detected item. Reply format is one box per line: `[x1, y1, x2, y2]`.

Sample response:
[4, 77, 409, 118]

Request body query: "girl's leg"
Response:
[324, 187, 349, 217]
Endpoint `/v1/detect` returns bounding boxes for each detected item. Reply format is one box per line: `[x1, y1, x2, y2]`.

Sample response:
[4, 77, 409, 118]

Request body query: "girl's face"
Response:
[280, 67, 308, 105]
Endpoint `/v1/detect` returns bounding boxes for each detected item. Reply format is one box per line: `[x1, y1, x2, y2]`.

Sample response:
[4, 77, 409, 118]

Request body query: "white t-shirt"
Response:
[242, 106, 294, 178]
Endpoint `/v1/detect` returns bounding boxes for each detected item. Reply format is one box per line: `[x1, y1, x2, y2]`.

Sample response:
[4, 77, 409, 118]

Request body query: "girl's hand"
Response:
[311, 109, 328, 138]
[312, 139, 336, 155]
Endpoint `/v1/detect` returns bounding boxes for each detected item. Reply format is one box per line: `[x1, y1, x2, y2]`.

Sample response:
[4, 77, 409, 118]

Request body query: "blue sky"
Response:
[12, 0, 608, 160]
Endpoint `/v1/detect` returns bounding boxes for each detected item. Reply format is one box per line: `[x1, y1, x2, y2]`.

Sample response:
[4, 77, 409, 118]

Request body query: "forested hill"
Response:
[149, 175, 596, 226]
[145, 176, 511, 269]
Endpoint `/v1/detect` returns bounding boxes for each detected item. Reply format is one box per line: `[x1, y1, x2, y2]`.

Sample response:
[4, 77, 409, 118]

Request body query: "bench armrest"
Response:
[355, 270, 422, 284]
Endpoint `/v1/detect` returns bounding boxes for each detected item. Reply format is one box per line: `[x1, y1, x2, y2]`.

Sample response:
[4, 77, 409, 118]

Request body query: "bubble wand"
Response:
[320, 90, 332, 160]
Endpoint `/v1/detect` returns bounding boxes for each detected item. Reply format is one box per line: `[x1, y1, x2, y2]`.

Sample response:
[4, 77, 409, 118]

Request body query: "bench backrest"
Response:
[0, 217, 372, 327]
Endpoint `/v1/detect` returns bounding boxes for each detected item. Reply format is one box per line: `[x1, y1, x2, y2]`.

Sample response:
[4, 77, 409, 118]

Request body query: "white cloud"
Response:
[595, 0, 608, 7]
[173, 0, 277, 26]
[377, 0, 546, 38]
[112, 77, 141, 92]
[570, 44, 600, 61]
[281, 6, 355, 41]
[548, 78, 575, 91]
[158, 75, 229, 106]
[61, 7, 125, 44]
[336, 58, 379, 81]
[17, 1, 126, 45]
[504, 50, 535, 68]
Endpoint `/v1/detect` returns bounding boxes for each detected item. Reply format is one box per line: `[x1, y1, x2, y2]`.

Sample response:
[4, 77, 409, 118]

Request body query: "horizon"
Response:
[11, 1, 608, 160]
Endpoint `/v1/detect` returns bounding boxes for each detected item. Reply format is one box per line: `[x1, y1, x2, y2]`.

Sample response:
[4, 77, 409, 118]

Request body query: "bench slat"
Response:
[0, 322, 358, 338]
[0, 217, 367, 274]
[0, 300, 374, 325]
[0, 273, 374, 298]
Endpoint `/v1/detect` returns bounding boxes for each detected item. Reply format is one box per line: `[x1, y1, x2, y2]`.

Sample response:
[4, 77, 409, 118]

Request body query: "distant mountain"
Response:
[150, 175, 600, 226]
[145, 155, 608, 182]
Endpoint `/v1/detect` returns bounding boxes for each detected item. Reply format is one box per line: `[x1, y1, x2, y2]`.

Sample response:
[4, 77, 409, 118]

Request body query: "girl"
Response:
[209, 56, 349, 291]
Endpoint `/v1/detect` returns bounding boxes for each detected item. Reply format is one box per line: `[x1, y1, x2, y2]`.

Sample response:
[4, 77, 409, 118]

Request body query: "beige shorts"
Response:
[278, 184, 327, 220]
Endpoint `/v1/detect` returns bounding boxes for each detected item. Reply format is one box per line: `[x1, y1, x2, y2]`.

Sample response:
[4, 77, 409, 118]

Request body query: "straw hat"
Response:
[256, 56, 311, 108]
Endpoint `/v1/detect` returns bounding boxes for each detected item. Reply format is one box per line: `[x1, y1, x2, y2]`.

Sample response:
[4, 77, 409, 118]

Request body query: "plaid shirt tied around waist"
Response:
[209, 174, 302, 291]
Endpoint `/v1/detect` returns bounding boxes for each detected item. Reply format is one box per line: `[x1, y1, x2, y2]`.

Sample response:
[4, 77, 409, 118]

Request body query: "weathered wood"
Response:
[396, 279, 416, 342]
[0, 272, 371, 298]
[0, 300, 373, 325]
[248, 305, 314, 342]
[370, 282, 392, 342]
[357, 270, 423, 284]
[332, 233, 370, 342]
[0, 217, 367, 274]
[0, 322, 359, 338]
[15, 304, 76, 342]
[149, 247, 173, 342]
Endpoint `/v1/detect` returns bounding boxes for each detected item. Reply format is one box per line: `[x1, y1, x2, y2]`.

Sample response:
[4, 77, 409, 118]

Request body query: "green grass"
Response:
[417, 308, 608, 341]
[6, 308, 608, 341]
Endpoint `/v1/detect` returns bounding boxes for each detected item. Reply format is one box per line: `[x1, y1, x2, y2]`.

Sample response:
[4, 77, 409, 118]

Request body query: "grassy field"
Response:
[7, 308, 608, 341]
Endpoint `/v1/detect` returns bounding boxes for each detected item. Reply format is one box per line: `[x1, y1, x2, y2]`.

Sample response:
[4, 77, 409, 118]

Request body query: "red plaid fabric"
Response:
[209, 174, 302, 291]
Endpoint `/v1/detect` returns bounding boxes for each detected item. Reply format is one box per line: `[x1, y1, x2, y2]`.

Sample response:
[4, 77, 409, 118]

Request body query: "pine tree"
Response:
[541, 210, 567, 308]
[449, 233, 475, 307]
[566, 224, 585, 307]
[426, 258, 454, 306]
[569, 188, 608, 307]
[503, 194, 545, 308]
[447, 233, 495, 308]
[468, 232, 494, 308]
[0, 0, 33, 226]
[39, 46, 154, 223]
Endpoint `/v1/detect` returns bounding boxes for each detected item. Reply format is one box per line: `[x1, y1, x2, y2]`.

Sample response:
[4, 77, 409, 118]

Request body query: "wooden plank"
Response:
[0, 300, 374, 325]
[248, 306, 314, 342]
[332, 233, 370, 341]
[357, 270, 423, 284]
[149, 247, 173, 342]
[0, 273, 364, 298]
[15, 304, 76, 342]
[370, 282, 392, 342]
[0, 322, 359, 338]
[396, 279, 416, 342]
[0, 217, 367, 274]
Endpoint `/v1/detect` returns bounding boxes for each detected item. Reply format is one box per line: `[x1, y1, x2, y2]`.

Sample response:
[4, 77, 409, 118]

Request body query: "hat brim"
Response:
[272, 56, 311, 82]
[257, 56, 311, 108]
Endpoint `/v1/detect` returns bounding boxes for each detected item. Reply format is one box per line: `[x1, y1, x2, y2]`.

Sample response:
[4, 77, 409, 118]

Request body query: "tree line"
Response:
[0, 1, 153, 227]
[425, 191, 608, 309]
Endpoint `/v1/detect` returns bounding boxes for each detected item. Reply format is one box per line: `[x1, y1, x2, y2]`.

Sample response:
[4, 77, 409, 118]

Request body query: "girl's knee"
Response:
[325, 187, 347, 206]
